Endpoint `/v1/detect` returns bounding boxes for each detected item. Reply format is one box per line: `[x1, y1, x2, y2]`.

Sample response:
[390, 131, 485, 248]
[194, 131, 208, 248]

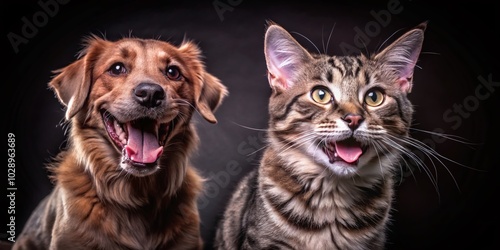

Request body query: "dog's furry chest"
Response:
[15, 151, 202, 250]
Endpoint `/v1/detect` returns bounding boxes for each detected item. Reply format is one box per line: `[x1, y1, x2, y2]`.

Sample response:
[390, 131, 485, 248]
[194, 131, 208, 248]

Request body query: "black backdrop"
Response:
[3, 1, 499, 249]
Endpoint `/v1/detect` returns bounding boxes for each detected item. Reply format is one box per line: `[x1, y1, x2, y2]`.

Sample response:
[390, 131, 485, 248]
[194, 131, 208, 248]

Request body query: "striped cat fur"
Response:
[215, 22, 426, 250]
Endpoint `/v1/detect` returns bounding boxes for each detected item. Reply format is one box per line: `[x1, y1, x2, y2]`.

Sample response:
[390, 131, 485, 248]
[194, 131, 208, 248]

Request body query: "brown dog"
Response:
[13, 36, 227, 249]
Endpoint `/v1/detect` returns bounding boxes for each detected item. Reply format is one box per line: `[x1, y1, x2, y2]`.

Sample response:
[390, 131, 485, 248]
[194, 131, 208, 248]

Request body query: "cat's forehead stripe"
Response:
[327, 56, 365, 79]
[328, 57, 345, 76]
[326, 71, 333, 82]
[355, 56, 364, 67]
[343, 56, 363, 77]
[353, 65, 361, 78]
[340, 57, 356, 77]
[363, 71, 371, 86]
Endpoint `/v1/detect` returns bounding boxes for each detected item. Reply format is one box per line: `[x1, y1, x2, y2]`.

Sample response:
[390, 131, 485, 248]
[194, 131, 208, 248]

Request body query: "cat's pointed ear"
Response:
[264, 23, 313, 91]
[375, 22, 426, 93]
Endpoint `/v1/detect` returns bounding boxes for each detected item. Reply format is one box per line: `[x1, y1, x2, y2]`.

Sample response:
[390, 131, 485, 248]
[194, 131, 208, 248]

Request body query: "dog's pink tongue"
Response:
[125, 121, 163, 164]
[335, 140, 363, 164]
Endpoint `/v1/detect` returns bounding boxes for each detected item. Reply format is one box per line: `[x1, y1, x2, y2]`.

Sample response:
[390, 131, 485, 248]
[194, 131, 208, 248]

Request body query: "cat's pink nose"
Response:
[342, 114, 364, 130]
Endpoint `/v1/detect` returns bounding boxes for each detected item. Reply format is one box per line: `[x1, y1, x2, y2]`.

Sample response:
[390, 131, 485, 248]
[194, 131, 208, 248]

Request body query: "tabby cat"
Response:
[214, 22, 425, 250]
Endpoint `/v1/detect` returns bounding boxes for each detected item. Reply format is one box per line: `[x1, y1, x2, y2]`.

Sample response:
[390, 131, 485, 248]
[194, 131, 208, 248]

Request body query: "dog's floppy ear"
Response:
[178, 41, 228, 124]
[49, 36, 108, 120]
[197, 72, 228, 123]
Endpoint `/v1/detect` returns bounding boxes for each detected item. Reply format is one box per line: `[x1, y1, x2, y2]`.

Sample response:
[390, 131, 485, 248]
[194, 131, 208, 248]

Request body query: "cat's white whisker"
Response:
[246, 145, 269, 157]
[376, 27, 406, 54]
[275, 131, 315, 153]
[284, 134, 317, 153]
[369, 141, 385, 178]
[230, 121, 270, 132]
[290, 31, 321, 54]
[321, 25, 326, 55]
[311, 136, 329, 161]
[385, 135, 452, 196]
[393, 134, 475, 171]
[409, 127, 478, 146]
[420, 51, 441, 56]
[382, 136, 440, 194]
[321, 23, 336, 54]
[377, 139, 415, 184]
[361, 40, 369, 58]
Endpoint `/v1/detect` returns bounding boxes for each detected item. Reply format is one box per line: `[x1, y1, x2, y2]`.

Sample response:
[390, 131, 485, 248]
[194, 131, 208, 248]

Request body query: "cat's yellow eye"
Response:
[365, 89, 385, 107]
[311, 87, 332, 104]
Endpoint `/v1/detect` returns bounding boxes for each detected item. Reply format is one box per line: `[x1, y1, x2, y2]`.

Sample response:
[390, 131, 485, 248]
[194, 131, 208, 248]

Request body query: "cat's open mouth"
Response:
[323, 138, 366, 165]
[101, 110, 171, 173]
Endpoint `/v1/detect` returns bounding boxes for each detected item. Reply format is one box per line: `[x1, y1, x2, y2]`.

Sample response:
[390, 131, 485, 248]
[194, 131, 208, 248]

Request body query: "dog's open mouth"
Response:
[101, 111, 170, 173]
[322, 137, 367, 165]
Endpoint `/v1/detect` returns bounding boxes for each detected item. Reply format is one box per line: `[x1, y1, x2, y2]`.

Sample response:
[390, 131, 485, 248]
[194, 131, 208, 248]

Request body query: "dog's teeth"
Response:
[113, 120, 126, 141]
[114, 120, 122, 132]
[119, 133, 126, 144]
[120, 132, 127, 144]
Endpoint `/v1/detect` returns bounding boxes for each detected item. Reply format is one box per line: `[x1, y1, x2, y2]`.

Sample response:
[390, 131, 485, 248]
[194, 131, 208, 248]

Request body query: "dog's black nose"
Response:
[133, 83, 165, 108]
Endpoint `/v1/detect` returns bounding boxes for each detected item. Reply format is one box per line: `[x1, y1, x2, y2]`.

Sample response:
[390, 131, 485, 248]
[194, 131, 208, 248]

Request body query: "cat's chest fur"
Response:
[255, 145, 392, 249]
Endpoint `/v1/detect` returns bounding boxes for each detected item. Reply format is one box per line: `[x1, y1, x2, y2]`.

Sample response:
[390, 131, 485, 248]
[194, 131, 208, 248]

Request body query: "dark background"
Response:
[3, 1, 499, 249]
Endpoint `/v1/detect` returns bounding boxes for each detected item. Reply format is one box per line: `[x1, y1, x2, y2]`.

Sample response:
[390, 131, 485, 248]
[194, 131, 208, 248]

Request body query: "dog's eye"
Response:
[108, 63, 127, 76]
[166, 66, 182, 80]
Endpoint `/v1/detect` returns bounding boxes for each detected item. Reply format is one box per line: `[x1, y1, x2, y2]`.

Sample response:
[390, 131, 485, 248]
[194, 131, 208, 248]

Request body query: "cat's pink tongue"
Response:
[335, 140, 363, 164]
[125, 121, 163, 164]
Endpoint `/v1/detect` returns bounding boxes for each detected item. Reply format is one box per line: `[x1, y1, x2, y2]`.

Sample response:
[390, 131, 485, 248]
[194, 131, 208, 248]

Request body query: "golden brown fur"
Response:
[14, 37, 227, 250]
